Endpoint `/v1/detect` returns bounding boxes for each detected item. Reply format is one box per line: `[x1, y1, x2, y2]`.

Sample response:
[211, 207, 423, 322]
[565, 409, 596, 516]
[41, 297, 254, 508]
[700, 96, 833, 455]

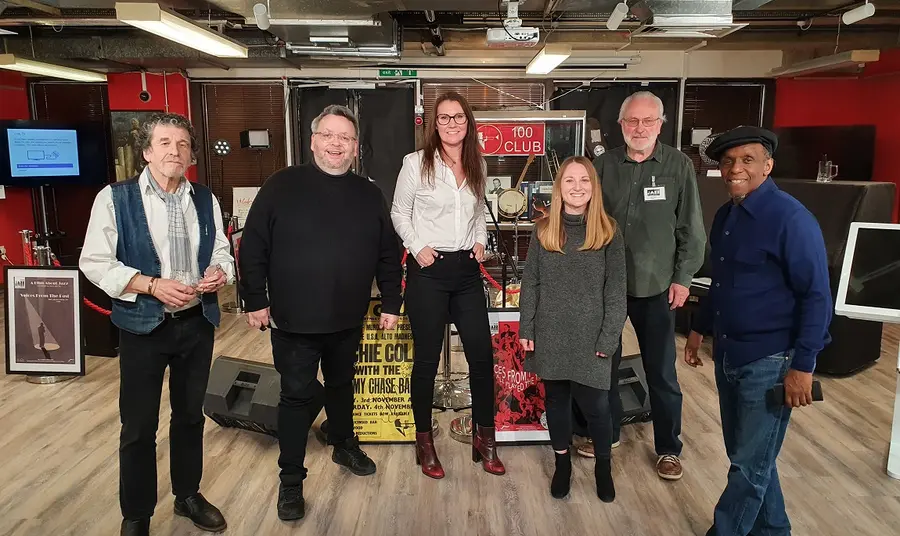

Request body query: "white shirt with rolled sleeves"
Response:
[79, 169, 235, 312]
[390, 150, 487, 257]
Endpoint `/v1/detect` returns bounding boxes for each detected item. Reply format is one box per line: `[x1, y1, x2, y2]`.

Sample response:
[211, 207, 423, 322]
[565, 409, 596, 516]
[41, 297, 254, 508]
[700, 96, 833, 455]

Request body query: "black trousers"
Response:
[405, 250, 494, 432]
[118, 309, 214, 521]
[613, 292, 682, 455]
[574, 292, 682, 455]
[545, 380, 612, 457]
[271, 326, 360, 486]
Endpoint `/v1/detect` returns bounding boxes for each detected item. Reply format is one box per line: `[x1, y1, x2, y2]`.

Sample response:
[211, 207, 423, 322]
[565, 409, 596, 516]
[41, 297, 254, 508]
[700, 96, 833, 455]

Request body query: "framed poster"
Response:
[4, 266, 85, 376]
[489, 309, 549, 443]
[354, 298, 414, 443]
[110, 111, 157, 181]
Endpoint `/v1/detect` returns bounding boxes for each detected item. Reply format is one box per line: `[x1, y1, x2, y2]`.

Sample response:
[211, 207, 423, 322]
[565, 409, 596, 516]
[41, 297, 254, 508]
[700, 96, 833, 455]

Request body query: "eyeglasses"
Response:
[315, 131, 356, 144]
[621, 117, 661, 128]
[436, 113, 468, 126]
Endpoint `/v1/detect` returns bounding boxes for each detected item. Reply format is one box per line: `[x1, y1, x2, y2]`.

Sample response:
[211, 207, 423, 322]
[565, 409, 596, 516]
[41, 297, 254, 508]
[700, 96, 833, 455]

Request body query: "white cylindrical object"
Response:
[606, 2, 628, 31]
[842, 3, 876, 25]
[253, 3, 270, 30]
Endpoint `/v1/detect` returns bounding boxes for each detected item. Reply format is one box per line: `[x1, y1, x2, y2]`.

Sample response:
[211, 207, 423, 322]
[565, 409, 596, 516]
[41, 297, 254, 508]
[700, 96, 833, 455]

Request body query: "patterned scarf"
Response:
[147, 173, 197, 285]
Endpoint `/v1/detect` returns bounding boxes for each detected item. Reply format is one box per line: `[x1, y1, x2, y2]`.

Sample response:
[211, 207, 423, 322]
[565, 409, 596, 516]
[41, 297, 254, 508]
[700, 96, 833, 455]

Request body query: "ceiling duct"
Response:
[630, 0, 748, 39]
[270, 12, 400, 59]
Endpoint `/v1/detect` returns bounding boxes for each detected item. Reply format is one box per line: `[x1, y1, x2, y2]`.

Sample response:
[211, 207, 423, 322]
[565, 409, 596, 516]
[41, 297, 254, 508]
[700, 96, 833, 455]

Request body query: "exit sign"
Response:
[379, 69, 417, 77]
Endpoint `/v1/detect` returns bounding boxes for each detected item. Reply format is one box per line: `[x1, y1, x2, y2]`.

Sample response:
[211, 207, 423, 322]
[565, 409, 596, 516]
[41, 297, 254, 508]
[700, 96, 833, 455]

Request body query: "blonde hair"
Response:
[536, 156, 617, 253]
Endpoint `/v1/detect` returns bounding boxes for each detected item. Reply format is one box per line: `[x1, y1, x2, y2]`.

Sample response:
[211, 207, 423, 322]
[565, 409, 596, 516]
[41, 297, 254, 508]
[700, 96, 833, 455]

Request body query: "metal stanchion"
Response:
[26, 244, 76, 385]
[432, 323, 472, 411]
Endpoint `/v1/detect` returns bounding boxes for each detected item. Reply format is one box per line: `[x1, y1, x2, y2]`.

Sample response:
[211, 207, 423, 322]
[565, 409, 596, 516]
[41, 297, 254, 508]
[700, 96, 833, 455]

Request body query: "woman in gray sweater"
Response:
[518, 155, 627, 502]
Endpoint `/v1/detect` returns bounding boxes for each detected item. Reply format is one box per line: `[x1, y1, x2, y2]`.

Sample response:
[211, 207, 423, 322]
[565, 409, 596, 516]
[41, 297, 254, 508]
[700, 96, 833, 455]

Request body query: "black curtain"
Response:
[296, 86, 415, 204]
[551, 82, 679, 157]
[358, 87, 415, 204]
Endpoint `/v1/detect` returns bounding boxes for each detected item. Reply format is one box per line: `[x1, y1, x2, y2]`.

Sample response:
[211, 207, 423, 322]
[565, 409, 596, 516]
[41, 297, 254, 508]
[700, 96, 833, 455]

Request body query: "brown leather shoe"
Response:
[576, 439, 620, 458]
[657, 454, 683, 480]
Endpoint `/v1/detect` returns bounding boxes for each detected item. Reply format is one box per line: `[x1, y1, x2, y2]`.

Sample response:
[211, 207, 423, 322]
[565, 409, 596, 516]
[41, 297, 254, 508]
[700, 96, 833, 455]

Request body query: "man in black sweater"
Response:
[239, 104, 403, 522]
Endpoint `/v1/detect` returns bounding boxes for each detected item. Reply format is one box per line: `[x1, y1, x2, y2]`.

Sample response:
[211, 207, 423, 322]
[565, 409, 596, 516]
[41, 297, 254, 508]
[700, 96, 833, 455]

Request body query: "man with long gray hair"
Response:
[81, 113, 233, 536]
[239, 104, 403, 521]
[581, 91, 705, 481]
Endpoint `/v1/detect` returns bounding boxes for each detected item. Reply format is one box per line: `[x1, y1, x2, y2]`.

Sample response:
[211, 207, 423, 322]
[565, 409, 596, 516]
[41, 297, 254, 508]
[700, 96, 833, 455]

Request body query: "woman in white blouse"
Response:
[391, 91, 504, 479]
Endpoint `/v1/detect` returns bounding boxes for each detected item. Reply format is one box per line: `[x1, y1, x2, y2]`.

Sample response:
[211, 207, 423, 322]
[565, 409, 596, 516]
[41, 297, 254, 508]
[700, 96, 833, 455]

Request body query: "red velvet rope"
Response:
[48, 257, 113, 316]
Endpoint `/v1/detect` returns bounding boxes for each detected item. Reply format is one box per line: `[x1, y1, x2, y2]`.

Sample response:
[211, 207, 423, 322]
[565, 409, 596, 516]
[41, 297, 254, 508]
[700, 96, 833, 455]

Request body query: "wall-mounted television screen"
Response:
[0, 120, 112, 187]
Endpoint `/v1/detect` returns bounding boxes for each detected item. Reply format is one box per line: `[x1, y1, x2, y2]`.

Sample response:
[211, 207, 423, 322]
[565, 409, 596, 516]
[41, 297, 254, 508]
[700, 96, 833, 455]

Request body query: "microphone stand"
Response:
[483, 196, 521, 309]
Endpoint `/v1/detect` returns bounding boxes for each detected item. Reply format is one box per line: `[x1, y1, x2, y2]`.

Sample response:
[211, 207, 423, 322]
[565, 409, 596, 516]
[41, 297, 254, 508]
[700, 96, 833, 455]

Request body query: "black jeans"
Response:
[612, 291, 682, 456]
[405, 250, 494, 431]
[118, 309, 214, 521]
[271, 326, 360, 486]
[545, 380, 612, 457]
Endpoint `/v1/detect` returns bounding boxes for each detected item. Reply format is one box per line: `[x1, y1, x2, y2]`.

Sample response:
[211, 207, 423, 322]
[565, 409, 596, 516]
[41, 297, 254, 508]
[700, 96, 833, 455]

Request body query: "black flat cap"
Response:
[704, 126, 778, 163]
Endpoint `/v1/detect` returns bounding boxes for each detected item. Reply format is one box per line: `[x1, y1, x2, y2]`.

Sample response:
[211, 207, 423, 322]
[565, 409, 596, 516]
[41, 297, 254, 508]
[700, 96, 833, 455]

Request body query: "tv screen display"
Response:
[0, 120, 111, 187]
[835, 222, 900, 323]
[8, 128, 81, 178]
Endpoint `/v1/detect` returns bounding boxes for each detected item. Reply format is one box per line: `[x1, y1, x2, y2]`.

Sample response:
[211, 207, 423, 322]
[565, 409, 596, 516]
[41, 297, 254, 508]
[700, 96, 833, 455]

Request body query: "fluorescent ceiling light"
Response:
[768, 49, 880, 77]
[843, 2, 876, 25]
[526, 44, 572, 74]
[115, 2, 248, 58]
[0, 29, 18, 36]
[309, 36, 350, 44]
[0, 54, 107, 82]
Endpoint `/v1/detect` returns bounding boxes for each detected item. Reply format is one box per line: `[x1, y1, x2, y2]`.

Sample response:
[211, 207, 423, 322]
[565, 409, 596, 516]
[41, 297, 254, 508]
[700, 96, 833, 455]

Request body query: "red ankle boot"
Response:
[415, 431, 445, 479]
[472, 425, 506, 475]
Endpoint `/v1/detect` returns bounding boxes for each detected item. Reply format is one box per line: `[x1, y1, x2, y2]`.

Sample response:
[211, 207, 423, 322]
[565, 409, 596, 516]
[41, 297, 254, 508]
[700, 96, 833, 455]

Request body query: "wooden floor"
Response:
[2, 289, 900, 536]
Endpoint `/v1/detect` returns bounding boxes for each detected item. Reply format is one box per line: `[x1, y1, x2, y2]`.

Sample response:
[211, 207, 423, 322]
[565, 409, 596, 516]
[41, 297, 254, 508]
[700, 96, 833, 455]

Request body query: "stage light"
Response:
[213, 139, 231, 157]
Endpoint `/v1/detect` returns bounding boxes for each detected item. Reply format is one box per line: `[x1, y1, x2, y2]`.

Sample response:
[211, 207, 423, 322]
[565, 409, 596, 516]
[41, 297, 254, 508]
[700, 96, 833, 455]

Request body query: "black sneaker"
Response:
[332, 436, 377, 476]
[120, 519, 150, 536]
[277, 483, 305, 521]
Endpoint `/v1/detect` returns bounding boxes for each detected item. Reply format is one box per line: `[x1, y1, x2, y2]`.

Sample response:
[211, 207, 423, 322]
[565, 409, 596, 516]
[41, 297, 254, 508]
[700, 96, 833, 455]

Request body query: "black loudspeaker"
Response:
[619, 353, 652, 425]
[203, 355, 280, 437]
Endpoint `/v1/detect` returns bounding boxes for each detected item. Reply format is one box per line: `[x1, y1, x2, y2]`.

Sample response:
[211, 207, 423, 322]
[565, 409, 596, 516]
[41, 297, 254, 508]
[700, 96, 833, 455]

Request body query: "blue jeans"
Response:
[712, 350, 794, 536]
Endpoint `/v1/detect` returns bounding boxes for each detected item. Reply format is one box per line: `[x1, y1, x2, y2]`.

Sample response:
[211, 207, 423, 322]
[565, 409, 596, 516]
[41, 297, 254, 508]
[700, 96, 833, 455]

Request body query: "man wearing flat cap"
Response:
[684, 126, 832, 536]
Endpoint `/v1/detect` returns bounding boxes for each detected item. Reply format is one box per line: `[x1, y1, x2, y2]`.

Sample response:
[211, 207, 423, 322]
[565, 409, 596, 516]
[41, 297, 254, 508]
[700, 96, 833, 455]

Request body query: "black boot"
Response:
[120, 519, 150, 536]
[550, 451, 572, 499]
[277, 483, 305, 521]
[595, 456, 616, 503]
[173, 493, 227, 532]
[332, 436, 377, 476]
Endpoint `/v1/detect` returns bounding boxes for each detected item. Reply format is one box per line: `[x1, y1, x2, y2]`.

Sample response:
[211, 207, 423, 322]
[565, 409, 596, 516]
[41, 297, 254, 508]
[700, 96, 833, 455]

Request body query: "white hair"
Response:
[618, 91, 667, 123]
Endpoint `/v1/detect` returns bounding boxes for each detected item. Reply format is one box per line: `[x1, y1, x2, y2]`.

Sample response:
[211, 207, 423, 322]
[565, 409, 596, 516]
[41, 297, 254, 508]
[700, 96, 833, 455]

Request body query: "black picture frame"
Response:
[4, 265, 86, 376]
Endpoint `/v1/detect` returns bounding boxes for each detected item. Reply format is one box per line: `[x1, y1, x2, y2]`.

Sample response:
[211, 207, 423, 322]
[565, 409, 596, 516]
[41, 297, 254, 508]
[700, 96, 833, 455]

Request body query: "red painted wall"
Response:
[0, 71, 35, 283]
[774, 50, 900, 220]
[107, 72, 195, 180]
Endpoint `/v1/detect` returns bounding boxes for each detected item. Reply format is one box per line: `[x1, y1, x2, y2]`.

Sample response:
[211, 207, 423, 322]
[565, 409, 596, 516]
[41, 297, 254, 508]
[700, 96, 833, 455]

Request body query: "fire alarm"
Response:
[415, 115, 424, 126]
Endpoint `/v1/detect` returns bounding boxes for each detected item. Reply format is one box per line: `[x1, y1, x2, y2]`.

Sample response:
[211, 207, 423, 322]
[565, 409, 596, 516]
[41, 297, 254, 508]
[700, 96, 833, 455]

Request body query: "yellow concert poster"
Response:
[353, 299, 415, 443]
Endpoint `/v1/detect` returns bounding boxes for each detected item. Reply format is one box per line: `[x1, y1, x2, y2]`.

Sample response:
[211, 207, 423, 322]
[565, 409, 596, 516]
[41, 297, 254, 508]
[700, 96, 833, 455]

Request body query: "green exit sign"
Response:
[379, 69, 418, 77]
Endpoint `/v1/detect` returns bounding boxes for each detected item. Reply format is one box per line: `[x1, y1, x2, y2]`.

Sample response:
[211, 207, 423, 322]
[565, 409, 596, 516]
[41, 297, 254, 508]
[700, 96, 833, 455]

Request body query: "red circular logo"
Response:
[476, 124, 503, 155]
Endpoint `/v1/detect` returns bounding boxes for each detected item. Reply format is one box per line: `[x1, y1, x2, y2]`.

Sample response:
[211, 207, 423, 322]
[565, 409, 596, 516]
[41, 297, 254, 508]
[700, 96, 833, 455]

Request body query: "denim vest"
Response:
[110, 177, 221, 335]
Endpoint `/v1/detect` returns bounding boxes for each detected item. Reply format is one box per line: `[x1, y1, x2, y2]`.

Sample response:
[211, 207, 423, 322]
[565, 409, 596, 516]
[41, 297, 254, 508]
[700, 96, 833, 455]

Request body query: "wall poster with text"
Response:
[4, 266, 85, 376]
[353, 299, 414, 443]
[490, 309, 549, 443]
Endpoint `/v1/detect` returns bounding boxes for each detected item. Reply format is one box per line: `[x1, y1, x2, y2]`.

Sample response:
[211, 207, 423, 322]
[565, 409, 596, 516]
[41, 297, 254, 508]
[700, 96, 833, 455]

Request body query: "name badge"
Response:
[643, 186, 666, 202]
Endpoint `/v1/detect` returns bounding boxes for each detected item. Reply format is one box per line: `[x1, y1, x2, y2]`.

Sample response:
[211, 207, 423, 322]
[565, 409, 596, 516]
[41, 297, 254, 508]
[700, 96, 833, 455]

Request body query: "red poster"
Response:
[477, 123, 546, 157]
[490, 310, 550, 443]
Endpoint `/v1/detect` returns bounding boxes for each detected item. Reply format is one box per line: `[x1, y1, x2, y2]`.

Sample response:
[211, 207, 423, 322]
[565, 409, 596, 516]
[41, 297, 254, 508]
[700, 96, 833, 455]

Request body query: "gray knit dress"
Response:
[518, 212, 627, 391]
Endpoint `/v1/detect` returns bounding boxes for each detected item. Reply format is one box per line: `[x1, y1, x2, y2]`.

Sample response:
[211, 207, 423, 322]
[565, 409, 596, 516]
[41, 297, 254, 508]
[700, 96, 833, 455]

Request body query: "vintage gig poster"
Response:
[353, 299, 415, 443]
[490, 310, 550, 442]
